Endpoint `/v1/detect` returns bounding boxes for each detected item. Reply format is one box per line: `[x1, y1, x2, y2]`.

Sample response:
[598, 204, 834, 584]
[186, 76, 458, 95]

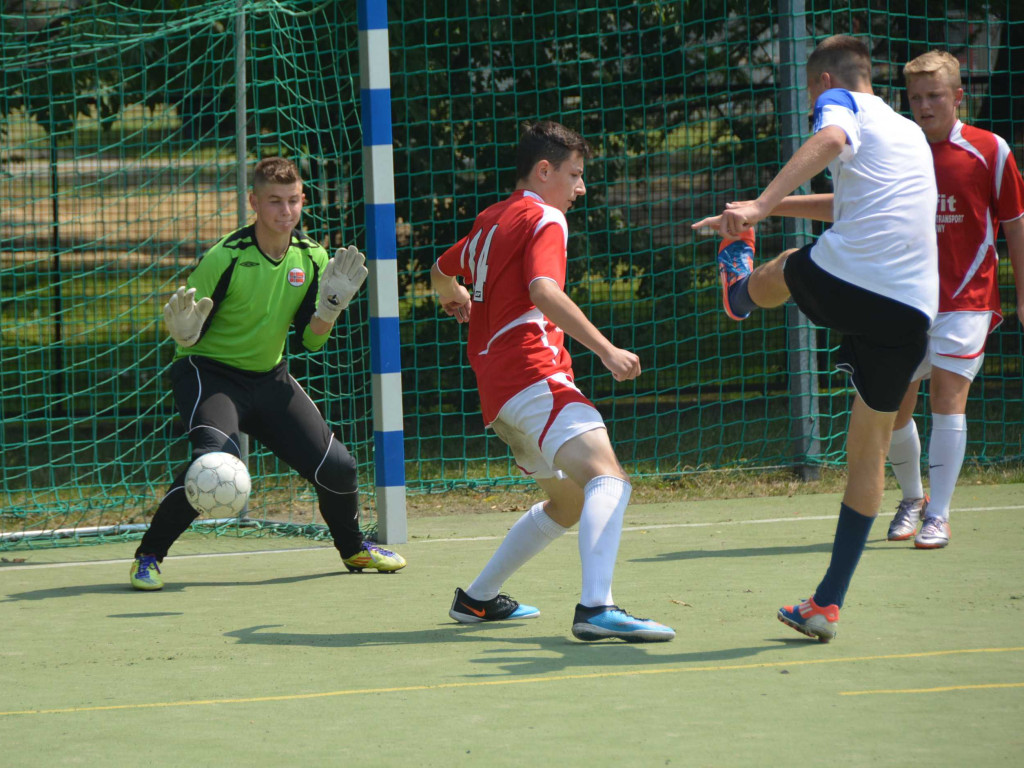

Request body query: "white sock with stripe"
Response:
[888, 419, 925, 500]
[926, 413, 967, 520]
[466, 502, 567, 601]
[578, 475, 630, 608]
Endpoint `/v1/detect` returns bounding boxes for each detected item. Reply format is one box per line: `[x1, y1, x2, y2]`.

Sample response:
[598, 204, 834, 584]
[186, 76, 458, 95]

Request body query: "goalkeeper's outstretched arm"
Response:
[163, 286, 213, 347]
[311, 245, 368, 333]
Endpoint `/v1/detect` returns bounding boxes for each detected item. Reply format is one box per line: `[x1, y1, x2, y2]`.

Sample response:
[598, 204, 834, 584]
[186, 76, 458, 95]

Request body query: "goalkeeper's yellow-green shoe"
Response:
[130, 554, 163, 591]
[342, 542, 406, 573]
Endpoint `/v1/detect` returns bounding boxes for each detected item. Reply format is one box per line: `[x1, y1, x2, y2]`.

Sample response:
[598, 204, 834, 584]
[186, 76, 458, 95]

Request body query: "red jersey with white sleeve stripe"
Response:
[435, 189, 575, 423]
[932, 120, 1024, 326]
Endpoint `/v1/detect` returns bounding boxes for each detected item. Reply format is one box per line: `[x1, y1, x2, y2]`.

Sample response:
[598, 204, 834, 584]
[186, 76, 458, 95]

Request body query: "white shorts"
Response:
[488, 372, 606, 480]
[912, 311, 993, 382]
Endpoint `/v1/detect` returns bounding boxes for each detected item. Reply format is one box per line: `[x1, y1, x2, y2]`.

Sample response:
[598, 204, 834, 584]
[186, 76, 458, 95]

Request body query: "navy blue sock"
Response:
[813, 503, 875, 609]
[727, 276, 758, 316]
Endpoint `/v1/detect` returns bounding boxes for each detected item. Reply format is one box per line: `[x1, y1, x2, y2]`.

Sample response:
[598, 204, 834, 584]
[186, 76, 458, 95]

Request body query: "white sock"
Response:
[888, 419, 925, 499]
[926, 413, 967, 520]
[466, 502, 567, 601]
[578, 475, 630, 608]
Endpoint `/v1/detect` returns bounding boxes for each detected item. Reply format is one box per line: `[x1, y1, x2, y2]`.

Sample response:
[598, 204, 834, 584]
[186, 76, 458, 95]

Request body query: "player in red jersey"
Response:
[430, 121, 674, 642]
[886, 50, 1024, 549]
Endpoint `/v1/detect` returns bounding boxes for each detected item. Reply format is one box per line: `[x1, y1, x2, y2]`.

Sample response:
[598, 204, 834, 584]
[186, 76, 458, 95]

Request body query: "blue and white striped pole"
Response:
[358, 0, 406, 543]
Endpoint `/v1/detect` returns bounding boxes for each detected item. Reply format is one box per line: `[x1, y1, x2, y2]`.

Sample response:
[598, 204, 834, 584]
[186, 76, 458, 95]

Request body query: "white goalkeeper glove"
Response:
[163, 286, 213, 347]
[314, 245, 368, 324]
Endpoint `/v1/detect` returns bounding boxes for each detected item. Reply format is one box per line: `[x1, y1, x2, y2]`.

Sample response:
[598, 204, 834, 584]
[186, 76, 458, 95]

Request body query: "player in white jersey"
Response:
[431, 121, 674, 642]
[693, 35, 938, 642]
[885, 50, 1024, 549]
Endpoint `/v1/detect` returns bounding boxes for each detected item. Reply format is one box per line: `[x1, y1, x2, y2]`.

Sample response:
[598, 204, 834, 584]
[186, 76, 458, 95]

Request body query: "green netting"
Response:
[394, 0, 1023, 489]
[1, 0, 367, 546]
[2, 1, 1022, 548]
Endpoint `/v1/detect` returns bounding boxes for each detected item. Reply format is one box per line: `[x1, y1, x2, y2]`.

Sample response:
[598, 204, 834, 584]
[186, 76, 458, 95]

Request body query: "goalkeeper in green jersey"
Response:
[129, 157, 406, 591]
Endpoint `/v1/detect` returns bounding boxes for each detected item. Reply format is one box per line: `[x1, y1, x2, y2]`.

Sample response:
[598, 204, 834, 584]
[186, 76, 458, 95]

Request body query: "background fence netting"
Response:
[2, 1, 1022, 548]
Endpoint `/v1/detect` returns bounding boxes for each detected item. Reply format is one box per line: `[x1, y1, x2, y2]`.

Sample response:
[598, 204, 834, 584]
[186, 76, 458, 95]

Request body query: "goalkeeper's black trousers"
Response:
[135, 355, 364, 560]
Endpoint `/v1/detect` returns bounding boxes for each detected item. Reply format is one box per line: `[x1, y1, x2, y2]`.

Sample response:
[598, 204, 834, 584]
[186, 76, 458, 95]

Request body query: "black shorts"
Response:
[169, 355, 341, 479]
[783, 244, 931, 412]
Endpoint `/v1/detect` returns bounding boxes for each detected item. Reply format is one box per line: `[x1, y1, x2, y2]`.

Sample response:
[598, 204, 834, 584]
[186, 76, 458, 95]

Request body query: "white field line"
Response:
[420, 503, 1024, 542]
[2, 503, 1022, 573]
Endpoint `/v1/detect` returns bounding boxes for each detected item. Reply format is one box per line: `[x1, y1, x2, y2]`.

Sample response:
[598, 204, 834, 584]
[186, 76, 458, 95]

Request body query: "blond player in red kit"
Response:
[430, 121, 674, 642]
[886, 50, 1024, 549]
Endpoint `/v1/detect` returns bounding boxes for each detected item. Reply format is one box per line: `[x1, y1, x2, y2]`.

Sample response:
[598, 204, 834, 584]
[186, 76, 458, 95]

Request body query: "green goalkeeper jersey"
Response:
[175, 225, 332, 372]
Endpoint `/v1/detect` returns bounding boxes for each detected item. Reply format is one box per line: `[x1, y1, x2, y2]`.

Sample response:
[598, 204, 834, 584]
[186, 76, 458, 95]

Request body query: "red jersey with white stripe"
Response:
[932, 120, 1024, 325]
[435, 190, 573, 423]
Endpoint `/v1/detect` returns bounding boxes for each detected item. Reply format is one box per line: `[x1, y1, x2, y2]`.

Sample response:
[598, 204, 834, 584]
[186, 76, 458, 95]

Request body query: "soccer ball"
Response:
[184, 452, 251, 516]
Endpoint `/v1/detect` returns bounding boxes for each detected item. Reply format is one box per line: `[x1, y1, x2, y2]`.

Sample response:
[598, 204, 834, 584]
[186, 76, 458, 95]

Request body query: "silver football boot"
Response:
[887, 497, 927, 541]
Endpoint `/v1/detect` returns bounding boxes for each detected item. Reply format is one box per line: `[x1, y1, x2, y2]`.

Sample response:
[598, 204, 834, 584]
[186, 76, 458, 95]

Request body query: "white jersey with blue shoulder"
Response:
[810, 88, 939, 320]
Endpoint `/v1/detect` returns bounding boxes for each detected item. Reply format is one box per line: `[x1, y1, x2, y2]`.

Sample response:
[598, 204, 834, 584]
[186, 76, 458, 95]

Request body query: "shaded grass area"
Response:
[405, 462, 1024, 518]
[1, 485, 1022, 766]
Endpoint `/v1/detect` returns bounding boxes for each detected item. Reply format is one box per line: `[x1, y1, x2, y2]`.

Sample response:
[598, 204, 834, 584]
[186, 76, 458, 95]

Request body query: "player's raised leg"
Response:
[717, 229, 757, 320]
[747, 248, 797, 309]
[713, 229, 798, 322]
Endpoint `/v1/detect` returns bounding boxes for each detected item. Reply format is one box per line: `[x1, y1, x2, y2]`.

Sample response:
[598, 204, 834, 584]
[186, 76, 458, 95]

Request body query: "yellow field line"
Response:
[840, 682, 1024, 697]
[3, 646, 1022, 718]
